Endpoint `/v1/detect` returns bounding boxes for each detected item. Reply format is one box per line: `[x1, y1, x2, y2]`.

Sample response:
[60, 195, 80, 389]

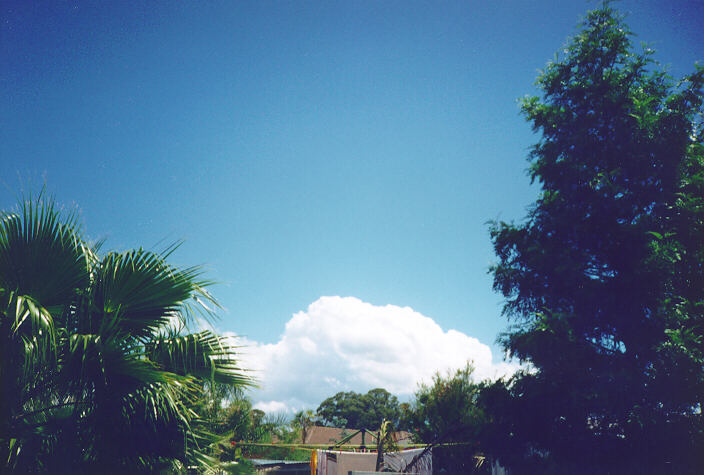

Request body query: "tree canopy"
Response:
[403, 364, 487, 473]
[404, 364, 484, 444]
[315, 388, 403, 430]
[487, 3, 704, 472]
[0, 193, 252, 472]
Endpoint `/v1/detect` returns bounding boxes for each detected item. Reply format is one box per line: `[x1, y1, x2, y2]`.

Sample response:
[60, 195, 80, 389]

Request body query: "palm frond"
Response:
[90, 250, 216, 340]
[0, 192, 89, 308]
[147, 330, 255, 388]
[0, 290, 56, 361]
[0, 194, 251, 473]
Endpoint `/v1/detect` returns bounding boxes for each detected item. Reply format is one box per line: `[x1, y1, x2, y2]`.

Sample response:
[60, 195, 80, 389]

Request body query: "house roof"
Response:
[301, 425, 414, 447]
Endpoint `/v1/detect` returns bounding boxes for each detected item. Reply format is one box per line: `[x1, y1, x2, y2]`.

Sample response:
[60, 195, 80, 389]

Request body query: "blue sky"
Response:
[2, 1, 703, 409]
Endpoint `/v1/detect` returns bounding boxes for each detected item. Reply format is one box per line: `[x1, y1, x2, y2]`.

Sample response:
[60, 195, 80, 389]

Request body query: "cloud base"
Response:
[231, 296, 517, 413]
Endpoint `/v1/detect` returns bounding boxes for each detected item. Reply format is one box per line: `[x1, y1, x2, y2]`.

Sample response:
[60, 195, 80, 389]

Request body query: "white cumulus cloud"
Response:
[230, 296, 518, 414]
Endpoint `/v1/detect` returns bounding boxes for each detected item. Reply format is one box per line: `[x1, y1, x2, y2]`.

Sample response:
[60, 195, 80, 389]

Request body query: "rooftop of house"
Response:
[301, 425, 414, 447]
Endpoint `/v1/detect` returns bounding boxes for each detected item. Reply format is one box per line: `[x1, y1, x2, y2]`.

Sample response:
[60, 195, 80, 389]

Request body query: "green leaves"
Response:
[487, 3, 704, 472]
[407, 364, 483, 443]
[148, 331, 253, 388]
[404, 364, 487, 472]
[0, 193, 90, 308]
[0, 194, 252, 472]
[89, 249, 213, 340]
[315, 388, 402, 430]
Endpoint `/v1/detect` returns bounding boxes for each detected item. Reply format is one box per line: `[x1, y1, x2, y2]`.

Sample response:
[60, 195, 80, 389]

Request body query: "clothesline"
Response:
[231, 441, 475, 451]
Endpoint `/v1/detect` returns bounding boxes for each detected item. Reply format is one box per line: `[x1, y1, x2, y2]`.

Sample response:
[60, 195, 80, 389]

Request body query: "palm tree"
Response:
[0, 193, 252, 472]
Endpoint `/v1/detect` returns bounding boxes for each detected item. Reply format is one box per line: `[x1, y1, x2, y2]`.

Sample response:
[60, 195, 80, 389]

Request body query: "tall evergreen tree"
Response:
[487, 4, 703, 473]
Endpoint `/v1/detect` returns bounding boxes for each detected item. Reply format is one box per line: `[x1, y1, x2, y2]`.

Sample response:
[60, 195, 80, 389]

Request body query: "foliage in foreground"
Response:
[404, 364, 488, 473]
[0, 193, 252, 472]
[488, 3, 704, 473]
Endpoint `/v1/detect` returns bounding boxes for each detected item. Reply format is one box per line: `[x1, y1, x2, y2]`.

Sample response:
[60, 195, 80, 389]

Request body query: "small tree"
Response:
[488, 3, 704, 472]
[292, 409, 317, 442]
[405, 364, 487, 473]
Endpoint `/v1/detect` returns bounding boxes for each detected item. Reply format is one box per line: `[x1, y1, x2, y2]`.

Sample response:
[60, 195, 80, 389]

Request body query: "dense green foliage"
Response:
[404, 364, 487, 473]
[0, 194, 252, 472]
[195, 390, 310, 464]
[404, 364, 484, 444]
[225, 404, 308, 462]
[488, 3, 704, 473]
[315, 388, 403, 430]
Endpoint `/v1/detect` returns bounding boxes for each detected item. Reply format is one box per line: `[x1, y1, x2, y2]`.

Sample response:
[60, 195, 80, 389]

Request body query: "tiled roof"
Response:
[302, 425, 414, 447]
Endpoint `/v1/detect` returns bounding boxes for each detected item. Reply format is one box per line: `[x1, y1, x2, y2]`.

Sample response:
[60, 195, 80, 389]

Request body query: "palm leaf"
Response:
[0, 192, 89, 308]
[0, 290, 56, 369]
[0, 194, 251, 473]
[89, 250, 216, 340]
[147, 330, 255, 388]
